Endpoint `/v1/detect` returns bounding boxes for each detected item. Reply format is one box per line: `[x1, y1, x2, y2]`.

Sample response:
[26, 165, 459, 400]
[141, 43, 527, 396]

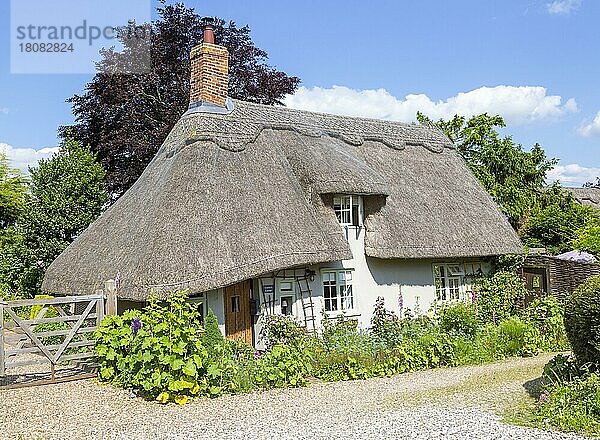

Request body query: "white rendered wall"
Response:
[206, 288, 226, 336]
[252, 224, 489, 347]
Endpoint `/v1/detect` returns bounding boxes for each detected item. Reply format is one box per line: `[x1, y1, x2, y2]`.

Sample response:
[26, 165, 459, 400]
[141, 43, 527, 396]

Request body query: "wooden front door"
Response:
[223, 280, 253, 345]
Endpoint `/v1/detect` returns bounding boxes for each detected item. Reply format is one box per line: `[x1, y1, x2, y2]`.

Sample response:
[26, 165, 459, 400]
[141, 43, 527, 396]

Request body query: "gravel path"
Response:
[0, 353, 587, 440]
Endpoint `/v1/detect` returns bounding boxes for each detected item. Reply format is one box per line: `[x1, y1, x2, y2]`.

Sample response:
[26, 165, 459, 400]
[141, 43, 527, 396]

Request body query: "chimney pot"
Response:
[203, 24, 215, 45]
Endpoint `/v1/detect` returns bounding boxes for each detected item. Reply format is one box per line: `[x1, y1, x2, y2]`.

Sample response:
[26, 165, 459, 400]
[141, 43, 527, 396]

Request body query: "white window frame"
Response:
[333, 195, 363, 227]
[277, 279, 296, 316]
[433, 262, 484, 302]
[321, 269, 354, 312]
[280, 295, 294, 316]
[187, 292, 208, 322]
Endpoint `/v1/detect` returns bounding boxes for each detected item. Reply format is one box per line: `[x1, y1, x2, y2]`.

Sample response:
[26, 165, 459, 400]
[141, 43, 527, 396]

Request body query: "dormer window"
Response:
[333, 195, 363, 226]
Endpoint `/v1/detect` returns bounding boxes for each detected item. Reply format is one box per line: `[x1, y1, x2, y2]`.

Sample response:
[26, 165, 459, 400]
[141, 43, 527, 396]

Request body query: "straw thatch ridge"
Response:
[567, 187, 600, 209]
[42, 100, 522, 300]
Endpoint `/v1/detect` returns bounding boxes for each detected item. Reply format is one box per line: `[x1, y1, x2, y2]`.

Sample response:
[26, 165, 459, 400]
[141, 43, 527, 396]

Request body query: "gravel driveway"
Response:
[0, 353, 587, 440]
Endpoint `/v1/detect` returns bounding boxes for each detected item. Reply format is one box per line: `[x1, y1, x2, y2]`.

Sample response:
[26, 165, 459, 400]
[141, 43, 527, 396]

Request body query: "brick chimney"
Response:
[189, 21, 229, 108]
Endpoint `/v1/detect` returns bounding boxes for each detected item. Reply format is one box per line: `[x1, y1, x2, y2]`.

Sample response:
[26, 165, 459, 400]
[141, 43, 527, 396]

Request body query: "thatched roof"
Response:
[567, 187, 600, 210]
[42, 100, 522, 300]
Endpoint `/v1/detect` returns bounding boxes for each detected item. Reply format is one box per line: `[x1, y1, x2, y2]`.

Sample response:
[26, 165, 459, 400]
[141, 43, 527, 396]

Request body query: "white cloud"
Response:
[546, 0, 582, 14]
[578, 111, 600, 137]
[0, 108, 8, 115]
[0, 143, 60, 173]
[284, 85, 577, 125]
[547, 163, 600, 186]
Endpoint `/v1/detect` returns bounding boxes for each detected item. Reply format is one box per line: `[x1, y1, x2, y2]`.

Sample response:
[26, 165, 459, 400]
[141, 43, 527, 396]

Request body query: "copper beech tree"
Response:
[62, 2, 300, 199]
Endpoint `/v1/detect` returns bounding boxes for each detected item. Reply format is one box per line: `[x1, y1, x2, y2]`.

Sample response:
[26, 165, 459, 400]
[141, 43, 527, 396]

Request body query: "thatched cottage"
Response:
[567, 187, 600, 210]
[43, 25, 522, 345]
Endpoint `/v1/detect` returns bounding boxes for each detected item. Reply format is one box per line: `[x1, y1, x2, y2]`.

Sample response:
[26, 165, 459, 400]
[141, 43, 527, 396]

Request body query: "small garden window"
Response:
[322, 269, 354, 311]
[333, 195, 362, 227]
[280, 296, 294, 316]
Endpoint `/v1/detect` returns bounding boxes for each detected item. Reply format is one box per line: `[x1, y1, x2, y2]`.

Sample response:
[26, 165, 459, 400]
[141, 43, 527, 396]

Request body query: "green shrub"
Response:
[478, 316, 541, 358]
[321, 314, 364, 350]
[94, 291, 213, 404]
[260, 314, 307, 350]
[534, 373, 600, 436]
[438, 301, 479, 339]
[564, 275, 600, 368]
[406, 327, 458, 367]
[524, 296, 569, 351]
[93, 283, 571, 405]
[255, 344, 312, 387]
[202, 309, 224, 352]
[314, 347, 408, 381]
[95, 292, 317, 403]
[475, 270, 528, 324]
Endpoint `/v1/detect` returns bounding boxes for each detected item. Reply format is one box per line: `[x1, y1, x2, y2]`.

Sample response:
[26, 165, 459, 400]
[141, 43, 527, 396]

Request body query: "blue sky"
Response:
[1, 0, 599, 185]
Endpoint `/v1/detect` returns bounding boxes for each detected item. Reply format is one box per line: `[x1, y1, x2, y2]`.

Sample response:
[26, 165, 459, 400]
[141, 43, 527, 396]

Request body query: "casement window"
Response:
[433, 262, 484, 302]
[278, 279, 295, 316]
[333, 195, 362, 227]
[322, 270, 354, 311]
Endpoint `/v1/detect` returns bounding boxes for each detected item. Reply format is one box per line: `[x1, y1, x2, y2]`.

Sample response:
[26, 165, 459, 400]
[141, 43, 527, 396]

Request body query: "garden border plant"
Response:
[93, 273, 570, 405]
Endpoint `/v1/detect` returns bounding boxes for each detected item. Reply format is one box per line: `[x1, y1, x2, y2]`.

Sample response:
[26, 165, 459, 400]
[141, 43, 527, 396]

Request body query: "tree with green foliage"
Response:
[0, 154, 28, 297]
[0, 136, 108, 297]
[63, 2, 300, 199]
[520, 183, 600, 254]
[0, 153, 27, 229]
[572, 219, 600, 258]
[417, 112, 556, 229]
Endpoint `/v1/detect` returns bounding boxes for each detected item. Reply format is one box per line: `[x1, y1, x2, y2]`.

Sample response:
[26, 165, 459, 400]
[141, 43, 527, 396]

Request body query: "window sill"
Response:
[323, 311, 361, 319]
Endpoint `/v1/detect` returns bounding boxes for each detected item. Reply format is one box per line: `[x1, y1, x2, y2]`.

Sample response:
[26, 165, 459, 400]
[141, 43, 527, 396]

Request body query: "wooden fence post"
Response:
[104, 280, 118, 316]
[95, 289, 105, 326]
[0, 301, 6, 378]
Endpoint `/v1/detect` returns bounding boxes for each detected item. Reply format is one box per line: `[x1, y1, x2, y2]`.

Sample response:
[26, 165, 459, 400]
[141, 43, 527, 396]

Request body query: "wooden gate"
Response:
[0, 294, 104, 384]
[224, 280, 253, 344]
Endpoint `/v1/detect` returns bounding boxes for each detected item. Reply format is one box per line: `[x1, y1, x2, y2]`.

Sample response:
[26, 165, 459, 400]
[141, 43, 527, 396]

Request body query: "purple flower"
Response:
[131, 317, 142, 335]
[471, 291, 478, 303]
[253, 351, 261, 359]
[538, 392, 549, 404]
[398, 292, 404, 311]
